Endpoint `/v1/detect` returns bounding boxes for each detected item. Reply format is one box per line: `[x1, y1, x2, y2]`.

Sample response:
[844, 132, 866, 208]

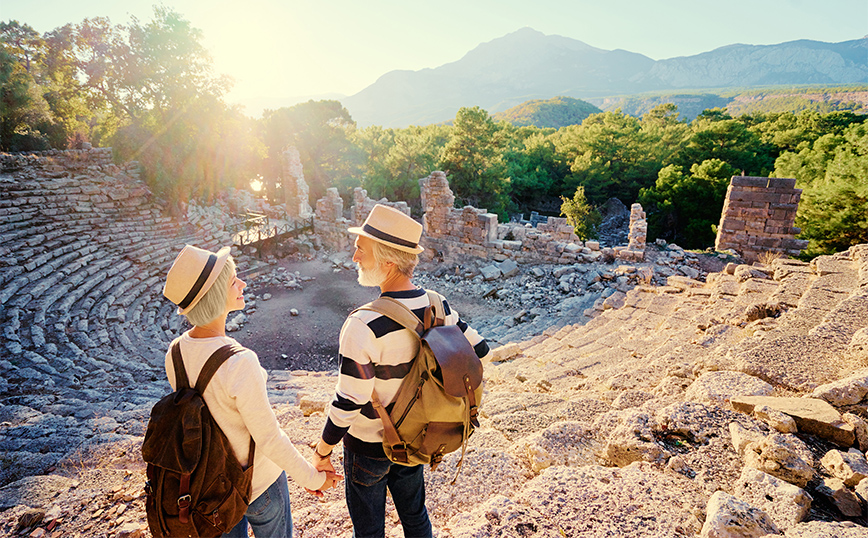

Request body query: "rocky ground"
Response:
[2, 161, 868, 537]
[2, 242, 868, 538]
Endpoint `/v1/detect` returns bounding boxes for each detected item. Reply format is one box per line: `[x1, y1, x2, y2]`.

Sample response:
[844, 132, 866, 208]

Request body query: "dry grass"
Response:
[757, 250, 785, 266]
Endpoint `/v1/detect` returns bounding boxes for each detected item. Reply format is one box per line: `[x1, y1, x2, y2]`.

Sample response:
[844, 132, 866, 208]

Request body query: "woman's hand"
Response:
[305, 471, 343, 497]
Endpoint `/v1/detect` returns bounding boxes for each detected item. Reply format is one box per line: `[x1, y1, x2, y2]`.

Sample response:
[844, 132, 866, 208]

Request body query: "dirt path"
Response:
[241, 258, 379, 371]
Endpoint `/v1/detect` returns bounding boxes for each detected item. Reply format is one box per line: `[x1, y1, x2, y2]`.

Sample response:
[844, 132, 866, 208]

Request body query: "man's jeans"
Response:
[224, 471, 293, 538]
[344, 447, 433, 538]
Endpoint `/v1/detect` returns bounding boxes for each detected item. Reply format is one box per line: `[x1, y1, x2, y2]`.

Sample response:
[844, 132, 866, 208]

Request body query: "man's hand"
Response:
[310, 439, 337, 473]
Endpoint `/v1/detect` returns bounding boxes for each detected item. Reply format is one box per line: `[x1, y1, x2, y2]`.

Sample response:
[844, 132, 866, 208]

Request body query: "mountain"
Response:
[492, 96, 602, 128]
[341, 28, 867, 127]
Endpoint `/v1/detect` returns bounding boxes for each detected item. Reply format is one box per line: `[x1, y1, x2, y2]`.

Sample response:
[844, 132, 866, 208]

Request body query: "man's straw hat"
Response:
[348, 204, 424, 254]
[163, 245, 232, 315]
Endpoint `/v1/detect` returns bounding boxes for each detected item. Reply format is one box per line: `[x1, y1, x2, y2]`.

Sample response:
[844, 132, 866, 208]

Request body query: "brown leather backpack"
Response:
[142, 342, 255, 537]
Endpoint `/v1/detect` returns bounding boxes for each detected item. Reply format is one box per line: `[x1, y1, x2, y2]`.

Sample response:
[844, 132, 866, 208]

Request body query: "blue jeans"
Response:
[344, 447, 432, 538]
[224, 471, 293, 538]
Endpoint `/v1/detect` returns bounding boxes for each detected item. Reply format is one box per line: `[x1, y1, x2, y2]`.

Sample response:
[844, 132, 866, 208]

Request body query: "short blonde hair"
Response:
[185, 257, 236, 327]
[370, 240, 418, 279]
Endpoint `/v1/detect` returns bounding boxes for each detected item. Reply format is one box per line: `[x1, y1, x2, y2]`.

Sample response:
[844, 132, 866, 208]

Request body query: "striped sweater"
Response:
[322, 287, 490, 458]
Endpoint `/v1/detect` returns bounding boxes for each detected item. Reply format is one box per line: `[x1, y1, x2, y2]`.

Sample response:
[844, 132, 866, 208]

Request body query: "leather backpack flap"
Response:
[422, 325, 483, 397]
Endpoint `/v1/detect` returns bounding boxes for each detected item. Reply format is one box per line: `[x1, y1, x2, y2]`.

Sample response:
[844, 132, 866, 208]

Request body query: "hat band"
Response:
[178, 254, 217, 310]
[363, 224, 418, 249]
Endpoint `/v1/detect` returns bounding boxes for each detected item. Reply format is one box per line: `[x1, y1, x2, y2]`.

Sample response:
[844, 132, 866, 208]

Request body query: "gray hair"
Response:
[185, 257, 236, 327]
[370, 240, 418, 279]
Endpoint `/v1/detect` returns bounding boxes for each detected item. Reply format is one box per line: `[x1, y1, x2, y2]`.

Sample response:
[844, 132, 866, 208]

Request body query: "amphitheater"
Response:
[1, 149, 867, 537]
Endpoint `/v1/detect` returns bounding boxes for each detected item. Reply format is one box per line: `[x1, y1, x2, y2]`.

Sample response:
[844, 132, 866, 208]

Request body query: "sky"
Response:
[4, 0, 867, 117]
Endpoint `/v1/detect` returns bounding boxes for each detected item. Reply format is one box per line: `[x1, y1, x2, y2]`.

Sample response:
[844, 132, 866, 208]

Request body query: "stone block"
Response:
[730, 396, 855, 448]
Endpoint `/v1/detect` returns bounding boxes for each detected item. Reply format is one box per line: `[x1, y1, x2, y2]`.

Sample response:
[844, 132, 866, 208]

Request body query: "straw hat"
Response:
[348, 204, 424, 254]
[163, 245, 232, 315]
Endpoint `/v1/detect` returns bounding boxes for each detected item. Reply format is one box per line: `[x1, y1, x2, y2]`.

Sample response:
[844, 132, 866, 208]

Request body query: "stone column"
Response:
[281, 146, 312, 218]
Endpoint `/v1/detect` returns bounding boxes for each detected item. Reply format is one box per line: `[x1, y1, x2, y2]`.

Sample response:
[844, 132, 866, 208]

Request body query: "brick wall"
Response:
[715, 176, 809, 262]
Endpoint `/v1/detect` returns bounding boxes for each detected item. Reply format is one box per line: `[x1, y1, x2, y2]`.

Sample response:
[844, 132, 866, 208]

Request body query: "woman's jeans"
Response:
[224, 471, 293, 538]
[344, 447, 433, 538]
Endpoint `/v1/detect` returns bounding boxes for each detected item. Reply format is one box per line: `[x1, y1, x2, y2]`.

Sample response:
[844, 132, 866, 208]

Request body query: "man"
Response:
[311, 204, 490, 538]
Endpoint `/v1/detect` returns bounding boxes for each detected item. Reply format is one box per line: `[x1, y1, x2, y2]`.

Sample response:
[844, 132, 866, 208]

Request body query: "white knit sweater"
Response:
[165, 332, 325, 500]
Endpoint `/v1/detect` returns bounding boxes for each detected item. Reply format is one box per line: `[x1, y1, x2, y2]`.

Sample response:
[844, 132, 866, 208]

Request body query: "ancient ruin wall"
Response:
[314, 171, 635, 264]
[280, 147, 312, 218]
[715, 176, 809, 262]
[1, 148, 137, 179]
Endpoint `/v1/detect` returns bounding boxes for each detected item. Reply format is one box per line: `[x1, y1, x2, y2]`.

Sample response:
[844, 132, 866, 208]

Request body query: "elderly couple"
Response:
[162, 205, 490, 538]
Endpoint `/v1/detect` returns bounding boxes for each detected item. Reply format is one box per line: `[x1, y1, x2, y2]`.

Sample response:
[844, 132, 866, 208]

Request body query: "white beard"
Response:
[357, 264, 388, 288]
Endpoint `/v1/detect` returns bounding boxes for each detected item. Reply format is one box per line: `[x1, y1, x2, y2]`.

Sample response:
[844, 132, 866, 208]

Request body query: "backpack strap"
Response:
[170, 342, 191, 389]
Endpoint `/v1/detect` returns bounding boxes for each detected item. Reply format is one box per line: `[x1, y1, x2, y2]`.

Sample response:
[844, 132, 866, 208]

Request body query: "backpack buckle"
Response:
[177, 494, 192, 507]
[391, 444, 409, 464]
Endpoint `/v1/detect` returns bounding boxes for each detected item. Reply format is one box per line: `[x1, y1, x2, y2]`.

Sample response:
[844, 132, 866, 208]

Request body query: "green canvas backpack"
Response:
[358, 290, 483, 477]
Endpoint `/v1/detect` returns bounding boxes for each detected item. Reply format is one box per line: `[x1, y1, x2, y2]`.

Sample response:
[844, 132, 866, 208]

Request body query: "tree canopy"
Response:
[3, 11, 865, 257]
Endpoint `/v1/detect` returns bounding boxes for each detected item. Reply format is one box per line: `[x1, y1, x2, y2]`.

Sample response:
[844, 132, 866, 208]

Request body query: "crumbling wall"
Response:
[715, 176, 808, 262]
[281, 147, 312, 218]
[614, 203, 647, 262]
[418, 171, 602, 264]
[352, 187, 411, 225]
[1, 147, 138, 179]
[313, 171, 650, 264]
[314, 188, 352, 252]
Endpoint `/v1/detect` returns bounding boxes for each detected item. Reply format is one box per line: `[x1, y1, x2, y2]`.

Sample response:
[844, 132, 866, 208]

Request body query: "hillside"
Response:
[341, 29, 867, 127]
[591, 85, 868, 120]
[492, 96, 601, 128]
[1, 152, 868, 536]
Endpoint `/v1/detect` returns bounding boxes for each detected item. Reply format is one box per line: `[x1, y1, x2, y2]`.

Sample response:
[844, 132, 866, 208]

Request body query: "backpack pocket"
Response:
[416, 422, 464, 457]
[190, 473, 248, 535]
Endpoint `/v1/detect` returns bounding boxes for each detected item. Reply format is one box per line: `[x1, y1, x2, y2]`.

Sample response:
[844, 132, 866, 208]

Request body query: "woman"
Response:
[162, 245, 341, 537]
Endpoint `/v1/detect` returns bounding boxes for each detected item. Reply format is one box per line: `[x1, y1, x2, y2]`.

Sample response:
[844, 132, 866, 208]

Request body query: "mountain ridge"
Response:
[342, 28, 867, 127]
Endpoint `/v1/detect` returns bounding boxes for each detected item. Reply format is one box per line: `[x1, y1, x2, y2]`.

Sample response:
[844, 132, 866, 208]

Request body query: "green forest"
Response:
[2, 9, 866, 259]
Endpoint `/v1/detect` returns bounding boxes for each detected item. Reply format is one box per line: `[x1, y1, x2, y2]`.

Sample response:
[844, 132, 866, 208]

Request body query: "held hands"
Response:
[306, 440, 342, 497]
[305, 470, 343, 498]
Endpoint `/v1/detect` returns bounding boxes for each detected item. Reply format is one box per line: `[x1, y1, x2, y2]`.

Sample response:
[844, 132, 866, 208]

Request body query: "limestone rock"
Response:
[842, 412, 868, 453]
[810, 368, 868, 406]
[730, 396, 856, 447]
[443, 495, 564, 538]
[497, 259, 519, 278]
[815, 477, 863, 517]
[734, 265, 771, 282]
[781, 521, 868, 537]
[848, 327, 868, 364]
[743, 433, 814, 488]
[700, 490, 779, 538]
[489, 343, 521, 363]
[514, 463, 706, 537]
[603, 409, 670, 467]
[514, 421, 600, 473]
[730, 422, 766, 457]
[734, 467, 811, 530]
[480, 265, 502, 281]
[685, 371, 774, 406]
[820, 449, 868, 487]
[754, 405, 798, 433]
[855, 477, 868, 505]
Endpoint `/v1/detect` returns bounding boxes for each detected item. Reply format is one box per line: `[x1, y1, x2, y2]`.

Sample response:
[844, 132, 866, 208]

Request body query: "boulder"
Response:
[480, 265, 502, 281]
[810, 368, 868, 406]
[730, 396, 856, 447]
[842, 412, 868, 453]
[743, 433, 814, 488]
[815, 477, 863, 517]
[754, 405, 797, 433]
[685, 372, 774, 406]
[730, 422, 765, 457]
[734, 467, 811, 530]
[603, 410, 670, 467]
[497, 259, 519, 278]
[700, 490, 779, 538]
[820, 449, 868, 487]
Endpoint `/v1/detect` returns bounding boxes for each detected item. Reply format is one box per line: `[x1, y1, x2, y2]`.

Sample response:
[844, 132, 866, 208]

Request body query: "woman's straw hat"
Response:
[163, 245, 232, 315]
[348, 204, 424, 254]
